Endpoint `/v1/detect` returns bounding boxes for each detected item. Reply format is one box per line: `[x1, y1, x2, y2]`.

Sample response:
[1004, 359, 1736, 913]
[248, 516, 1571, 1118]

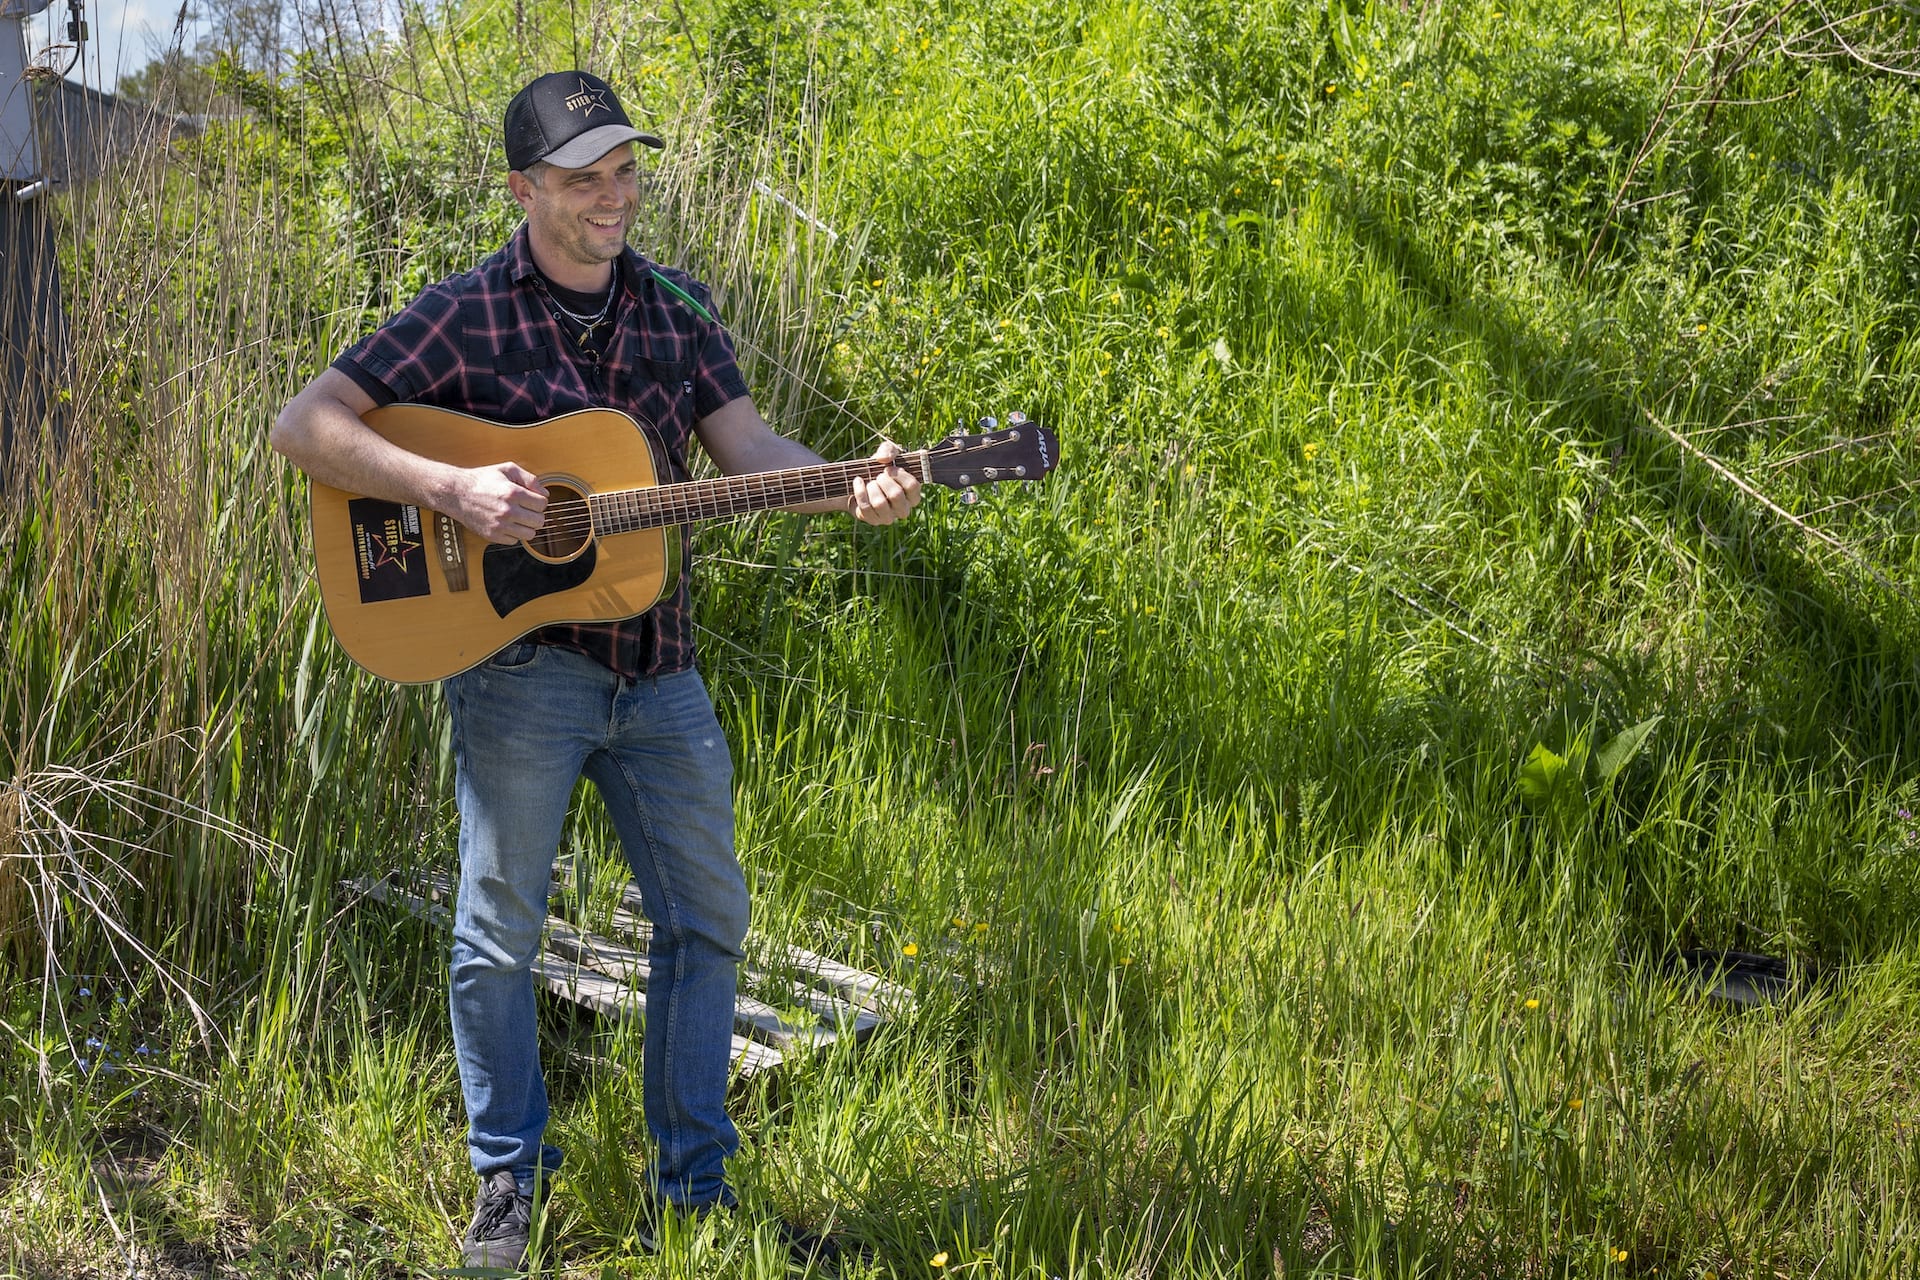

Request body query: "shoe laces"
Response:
[470, 1172, 532, 1242]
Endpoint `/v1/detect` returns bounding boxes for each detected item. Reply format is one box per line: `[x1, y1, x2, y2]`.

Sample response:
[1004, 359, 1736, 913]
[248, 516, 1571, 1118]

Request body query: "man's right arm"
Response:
[272, 369, 550, 545]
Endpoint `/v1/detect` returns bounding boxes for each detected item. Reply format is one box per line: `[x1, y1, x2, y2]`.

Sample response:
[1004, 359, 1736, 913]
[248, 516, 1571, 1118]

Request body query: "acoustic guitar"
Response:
[309, 402, 1058, 683]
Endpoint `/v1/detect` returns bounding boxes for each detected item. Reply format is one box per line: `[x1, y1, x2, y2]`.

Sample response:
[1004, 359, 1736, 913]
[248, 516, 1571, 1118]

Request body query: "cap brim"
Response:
[540, 124, 665, 169]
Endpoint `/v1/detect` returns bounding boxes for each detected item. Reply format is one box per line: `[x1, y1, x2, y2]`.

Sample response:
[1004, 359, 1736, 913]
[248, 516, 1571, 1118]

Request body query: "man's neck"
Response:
[526, 236, 618, 294]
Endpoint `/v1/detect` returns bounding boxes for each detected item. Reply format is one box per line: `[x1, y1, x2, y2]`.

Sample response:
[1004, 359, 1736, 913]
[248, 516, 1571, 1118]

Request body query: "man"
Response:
[272, 71, 920, 1270]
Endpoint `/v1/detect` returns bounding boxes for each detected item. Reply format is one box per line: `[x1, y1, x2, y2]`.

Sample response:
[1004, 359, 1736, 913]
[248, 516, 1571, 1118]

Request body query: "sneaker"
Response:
[461, 1170, 534, 1272]
[631, 1200, 858, 1272]
[769, 1216, 855, 1272]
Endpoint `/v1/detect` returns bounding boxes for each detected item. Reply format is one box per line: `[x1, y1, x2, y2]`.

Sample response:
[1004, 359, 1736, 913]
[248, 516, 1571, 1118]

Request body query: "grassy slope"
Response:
[3, 0, 1919, 1275]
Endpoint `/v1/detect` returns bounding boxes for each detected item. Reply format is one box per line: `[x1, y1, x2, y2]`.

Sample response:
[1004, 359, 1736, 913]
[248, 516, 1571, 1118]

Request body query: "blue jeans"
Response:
[443, 644, 747, 1208]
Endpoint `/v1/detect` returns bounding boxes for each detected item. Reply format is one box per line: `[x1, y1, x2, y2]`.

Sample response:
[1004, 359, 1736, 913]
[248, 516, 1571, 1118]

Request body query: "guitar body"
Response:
[308, 401, 1057, 684]
[309, 404, 681, 683]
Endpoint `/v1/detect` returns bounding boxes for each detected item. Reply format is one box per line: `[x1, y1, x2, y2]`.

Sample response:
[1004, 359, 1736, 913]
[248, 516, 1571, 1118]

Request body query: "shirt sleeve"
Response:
[683, 280, 752, 419]
[329, 355, 398, 407]
[333, 285, 467, 406]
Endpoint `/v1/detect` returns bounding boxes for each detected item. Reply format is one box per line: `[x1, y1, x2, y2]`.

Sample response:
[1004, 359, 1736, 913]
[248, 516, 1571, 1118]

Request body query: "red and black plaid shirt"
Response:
[334, 224, 750, 679]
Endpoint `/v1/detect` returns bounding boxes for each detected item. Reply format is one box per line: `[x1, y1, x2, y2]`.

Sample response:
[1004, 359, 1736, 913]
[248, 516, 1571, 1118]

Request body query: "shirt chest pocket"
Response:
[639, 355, 693, 394]
[611, 336, 698, 444]
[497, 345, 558, 376]
[478, 342, 575, 419]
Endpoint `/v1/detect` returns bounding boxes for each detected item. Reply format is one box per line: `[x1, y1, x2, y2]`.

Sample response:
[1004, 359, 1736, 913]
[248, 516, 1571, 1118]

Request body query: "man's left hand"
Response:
[850, 442, 922, 525]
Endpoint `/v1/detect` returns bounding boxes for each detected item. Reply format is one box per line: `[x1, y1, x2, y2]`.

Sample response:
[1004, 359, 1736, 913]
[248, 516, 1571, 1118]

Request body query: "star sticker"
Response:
[573, 77, 611, 117]
[369, 529, 421, 572]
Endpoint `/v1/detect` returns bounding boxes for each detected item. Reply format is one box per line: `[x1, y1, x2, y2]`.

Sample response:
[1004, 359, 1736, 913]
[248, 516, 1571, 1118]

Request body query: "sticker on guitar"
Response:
[347, 499, 430, 604]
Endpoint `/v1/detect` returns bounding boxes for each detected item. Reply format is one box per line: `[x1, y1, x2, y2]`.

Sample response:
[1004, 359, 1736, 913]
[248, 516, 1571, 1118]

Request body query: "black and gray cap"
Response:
[504, 71, 664, 171]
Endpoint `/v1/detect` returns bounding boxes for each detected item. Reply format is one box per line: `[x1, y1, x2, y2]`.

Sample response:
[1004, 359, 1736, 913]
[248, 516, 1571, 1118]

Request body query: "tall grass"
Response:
[3, 0, 1919, 1274]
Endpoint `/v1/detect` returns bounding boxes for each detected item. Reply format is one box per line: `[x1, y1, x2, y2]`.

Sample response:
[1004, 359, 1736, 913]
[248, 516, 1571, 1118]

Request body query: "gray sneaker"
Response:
[461, 1170, 535, 1272]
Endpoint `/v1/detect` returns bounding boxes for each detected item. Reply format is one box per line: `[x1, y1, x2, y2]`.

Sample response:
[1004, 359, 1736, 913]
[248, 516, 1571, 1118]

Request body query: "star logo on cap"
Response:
[569, 76, 612, 117]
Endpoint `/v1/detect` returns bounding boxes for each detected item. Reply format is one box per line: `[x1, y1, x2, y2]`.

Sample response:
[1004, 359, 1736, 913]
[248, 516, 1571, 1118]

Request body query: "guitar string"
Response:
[527, 453, 931, 541]
[523, 437, 1002, 542]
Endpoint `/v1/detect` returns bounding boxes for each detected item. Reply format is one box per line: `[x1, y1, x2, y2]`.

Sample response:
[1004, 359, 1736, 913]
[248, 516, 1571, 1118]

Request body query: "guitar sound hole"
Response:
[526, 480, 592, 562]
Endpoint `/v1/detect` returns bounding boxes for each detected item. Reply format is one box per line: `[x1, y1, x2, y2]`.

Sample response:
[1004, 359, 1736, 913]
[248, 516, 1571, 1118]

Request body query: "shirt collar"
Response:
[507, 222, 654, 294]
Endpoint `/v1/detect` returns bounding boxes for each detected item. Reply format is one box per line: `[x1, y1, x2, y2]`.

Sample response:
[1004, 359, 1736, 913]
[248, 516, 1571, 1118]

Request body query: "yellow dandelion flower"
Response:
[1568, 1098, 1583, 1109]
[902, 942, 919, 957]
[1302, 441, 1321, 460]
[974, 922, 989, 934]
[1156, 325, 1170, 338]
[930, 1252, 950, 1268]
[1696, 323, 1708, 333]
[1183, 464, 1196, 477]
[998, 318, 1012, 328]
[1120, 956, 1134, 965]
[952, 917, 968, 929]
[1143, 605, 1157, 615]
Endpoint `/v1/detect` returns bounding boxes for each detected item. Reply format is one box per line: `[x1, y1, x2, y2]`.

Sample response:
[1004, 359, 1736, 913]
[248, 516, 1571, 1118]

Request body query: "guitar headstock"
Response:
[923, 413, 1058, 490]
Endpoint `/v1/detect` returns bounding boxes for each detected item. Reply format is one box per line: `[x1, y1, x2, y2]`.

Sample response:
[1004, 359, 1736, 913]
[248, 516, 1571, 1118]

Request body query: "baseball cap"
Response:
[504, 71, 664, 171]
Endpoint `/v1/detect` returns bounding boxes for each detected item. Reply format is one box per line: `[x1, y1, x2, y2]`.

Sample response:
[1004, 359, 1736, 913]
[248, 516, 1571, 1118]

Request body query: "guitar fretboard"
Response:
[586, 453, 931, 534]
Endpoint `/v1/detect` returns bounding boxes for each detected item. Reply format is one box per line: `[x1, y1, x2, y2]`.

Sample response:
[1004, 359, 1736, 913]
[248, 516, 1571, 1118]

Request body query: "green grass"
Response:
[3, 0, 1919, 1274]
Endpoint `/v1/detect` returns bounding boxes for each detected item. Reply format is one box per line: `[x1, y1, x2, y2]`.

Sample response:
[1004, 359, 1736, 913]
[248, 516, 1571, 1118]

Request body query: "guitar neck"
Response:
[588, 452, 930, 534]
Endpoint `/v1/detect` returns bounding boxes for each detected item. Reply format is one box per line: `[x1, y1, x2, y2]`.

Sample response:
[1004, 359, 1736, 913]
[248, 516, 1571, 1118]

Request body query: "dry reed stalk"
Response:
[0, 782, 25, 964]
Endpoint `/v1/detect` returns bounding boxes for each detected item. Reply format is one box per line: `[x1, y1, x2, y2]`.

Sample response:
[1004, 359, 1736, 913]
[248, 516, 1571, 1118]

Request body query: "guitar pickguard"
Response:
[483, 542, 598, 618]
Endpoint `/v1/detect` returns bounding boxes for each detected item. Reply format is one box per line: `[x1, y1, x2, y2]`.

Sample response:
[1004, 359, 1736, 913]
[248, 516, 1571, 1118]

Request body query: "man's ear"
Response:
[506, 169, 536, 211]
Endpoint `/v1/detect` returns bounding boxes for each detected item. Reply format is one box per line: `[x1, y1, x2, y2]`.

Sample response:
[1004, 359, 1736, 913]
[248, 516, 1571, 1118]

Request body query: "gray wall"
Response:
[1, 190, 66, 466]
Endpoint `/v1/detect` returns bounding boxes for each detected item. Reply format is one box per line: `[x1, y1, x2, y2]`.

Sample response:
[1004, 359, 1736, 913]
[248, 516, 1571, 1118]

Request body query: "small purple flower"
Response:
[85, 1037, 103, 1050]
[76, 988, 91, 999]
[1900, 808, 1913, 821]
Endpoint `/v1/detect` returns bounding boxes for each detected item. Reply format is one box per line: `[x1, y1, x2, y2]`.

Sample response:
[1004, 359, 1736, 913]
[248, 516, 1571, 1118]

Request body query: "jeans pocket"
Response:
[488, 640, 542, 670]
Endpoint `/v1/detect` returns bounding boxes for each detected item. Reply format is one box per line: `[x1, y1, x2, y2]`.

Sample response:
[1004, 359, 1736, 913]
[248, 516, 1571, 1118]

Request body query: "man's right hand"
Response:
[273, 371, 551, 546]
[453, 463, 550, 544]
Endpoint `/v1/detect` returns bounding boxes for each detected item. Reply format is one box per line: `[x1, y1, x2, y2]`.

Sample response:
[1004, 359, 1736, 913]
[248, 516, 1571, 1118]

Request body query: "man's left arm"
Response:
[696, 396, 922, 525]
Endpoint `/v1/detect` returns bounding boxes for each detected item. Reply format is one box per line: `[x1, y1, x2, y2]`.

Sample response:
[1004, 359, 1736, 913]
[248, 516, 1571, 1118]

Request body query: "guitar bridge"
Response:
[434, 512, 470, 593]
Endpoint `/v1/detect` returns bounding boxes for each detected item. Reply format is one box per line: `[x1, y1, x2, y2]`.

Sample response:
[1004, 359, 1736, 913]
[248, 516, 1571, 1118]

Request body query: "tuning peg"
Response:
[959, 486, 980, 505]
[976, 415, 998, 432]
[1007, 410, 1028, 425]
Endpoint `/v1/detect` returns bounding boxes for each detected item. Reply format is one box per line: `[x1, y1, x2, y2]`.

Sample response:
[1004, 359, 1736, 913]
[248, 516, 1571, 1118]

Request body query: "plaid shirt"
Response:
[334, 224, 750, 679]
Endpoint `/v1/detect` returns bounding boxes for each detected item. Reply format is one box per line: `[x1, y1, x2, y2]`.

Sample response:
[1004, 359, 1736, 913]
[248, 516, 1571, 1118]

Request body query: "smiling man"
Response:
[271, 70, 919, 1271]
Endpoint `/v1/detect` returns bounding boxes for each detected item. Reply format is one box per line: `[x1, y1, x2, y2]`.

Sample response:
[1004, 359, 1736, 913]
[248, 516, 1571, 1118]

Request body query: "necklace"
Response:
[541, 275, 619, 354]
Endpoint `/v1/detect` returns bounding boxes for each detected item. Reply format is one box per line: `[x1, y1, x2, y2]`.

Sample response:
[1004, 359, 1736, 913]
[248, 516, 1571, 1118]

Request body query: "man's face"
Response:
[509, 143, 641, 276]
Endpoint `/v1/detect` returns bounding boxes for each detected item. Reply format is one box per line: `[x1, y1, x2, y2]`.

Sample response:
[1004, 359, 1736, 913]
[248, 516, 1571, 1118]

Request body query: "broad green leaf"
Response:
[1517, 742, 1569, 800]
[1592, 715, 1663, 786]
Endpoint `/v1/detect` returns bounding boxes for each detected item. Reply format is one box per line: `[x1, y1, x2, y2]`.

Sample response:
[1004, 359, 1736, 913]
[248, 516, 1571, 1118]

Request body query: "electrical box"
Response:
[2, 17, 39, 182]
[4, 1, 57, 183]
